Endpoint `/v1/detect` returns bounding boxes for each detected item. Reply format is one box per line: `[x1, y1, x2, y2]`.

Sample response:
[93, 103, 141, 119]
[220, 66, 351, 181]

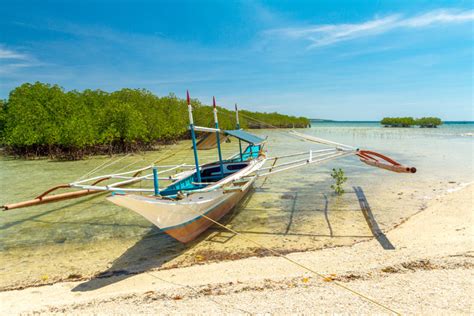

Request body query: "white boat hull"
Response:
[107, 158, 264, 242]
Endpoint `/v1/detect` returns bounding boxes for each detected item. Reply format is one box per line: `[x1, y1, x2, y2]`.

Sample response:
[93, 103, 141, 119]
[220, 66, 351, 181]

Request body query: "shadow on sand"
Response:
[353, 186, 395, 250]
[72, 227, 194, 292]
[72, 186, 394, 292]
[71, 190, 257, 292]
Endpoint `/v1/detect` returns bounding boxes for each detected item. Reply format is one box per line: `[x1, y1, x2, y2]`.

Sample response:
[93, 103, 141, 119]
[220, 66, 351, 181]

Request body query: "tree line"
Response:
[0, 82, 310, 159]
[381, 117, 442, 128]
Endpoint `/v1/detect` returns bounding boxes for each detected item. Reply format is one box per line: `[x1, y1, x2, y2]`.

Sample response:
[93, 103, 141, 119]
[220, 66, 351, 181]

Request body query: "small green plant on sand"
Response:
[330, 168, 347, 195]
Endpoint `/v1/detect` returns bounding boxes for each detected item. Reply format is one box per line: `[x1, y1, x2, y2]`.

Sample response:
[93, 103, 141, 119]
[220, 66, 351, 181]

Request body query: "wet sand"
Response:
[0, 183, 472, 314]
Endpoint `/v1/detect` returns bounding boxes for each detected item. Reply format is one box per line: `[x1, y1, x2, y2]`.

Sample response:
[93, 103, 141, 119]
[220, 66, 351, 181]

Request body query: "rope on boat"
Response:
[237, 115, 414, 174]
[184, 205, 401, 315]
[113, 157, 146, 173]
[228, 111, 360, 151]
[219, 110, 294, 139]
[152, 143, 188, 165]
[75, 154, 131, 182]
[289, 130, 355, 150]
[74, 155, 116, 182]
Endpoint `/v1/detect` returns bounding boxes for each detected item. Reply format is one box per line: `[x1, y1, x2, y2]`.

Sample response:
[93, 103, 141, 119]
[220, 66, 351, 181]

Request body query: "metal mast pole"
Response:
[187, 90, 201, 182]
[213, 97, 225, 177]
[235, 103, 243, 161]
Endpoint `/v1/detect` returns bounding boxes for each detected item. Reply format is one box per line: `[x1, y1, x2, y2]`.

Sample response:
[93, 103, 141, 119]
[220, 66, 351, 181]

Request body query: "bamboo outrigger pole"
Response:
[357, 150, 417, 173]
[1, 168, 152, 211]
[187, 90, 202, 183]
[213, 96, 225, 177]
[2, 185, 102, 210]
[2, 177, 109, 211]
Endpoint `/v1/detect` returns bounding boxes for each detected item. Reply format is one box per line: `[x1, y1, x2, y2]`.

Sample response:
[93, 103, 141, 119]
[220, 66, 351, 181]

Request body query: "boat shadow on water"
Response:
[211, 186, 396, 246]
[71, 228, 197, 292]
[72, 186, 394, 292]
[71, 191, 258, 292]
[70, 193, 259, 292]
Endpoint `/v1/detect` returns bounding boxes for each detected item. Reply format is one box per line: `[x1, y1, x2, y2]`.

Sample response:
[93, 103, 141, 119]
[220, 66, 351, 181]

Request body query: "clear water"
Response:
[0, 122, 473, 290]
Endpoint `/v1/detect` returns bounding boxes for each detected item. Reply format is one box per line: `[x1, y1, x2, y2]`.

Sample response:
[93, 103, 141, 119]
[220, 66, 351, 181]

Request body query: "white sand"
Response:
[1, 184, 472, 314]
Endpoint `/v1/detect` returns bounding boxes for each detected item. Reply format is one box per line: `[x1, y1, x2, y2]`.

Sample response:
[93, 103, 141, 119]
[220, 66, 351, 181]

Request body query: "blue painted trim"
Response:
[190, 123, 202, 183]
[152, 167, 159, 196]
[159, 173, 205, 196]
[230, 144, 260, 162]
[223, 129, 265, 145]
[215, 122, 224, 177]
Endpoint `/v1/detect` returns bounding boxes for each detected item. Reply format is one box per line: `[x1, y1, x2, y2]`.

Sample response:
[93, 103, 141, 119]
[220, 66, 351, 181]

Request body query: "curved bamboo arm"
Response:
[3, 176, 112, 211]
[35, 184, 71, 199]
[357, 150, 416, 173]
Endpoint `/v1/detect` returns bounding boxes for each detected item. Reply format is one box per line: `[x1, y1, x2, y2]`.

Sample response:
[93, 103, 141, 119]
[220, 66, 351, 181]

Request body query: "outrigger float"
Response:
[1, 91, 416, 243]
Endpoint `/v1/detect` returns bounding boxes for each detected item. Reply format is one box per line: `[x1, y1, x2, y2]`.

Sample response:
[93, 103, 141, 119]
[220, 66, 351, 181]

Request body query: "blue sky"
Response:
[0, 0, 472, 120]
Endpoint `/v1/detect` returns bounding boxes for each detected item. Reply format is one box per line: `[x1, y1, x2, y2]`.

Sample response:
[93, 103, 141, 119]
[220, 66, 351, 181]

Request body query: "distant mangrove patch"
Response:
[0, 82, 310, 159]
[381, 117, 442, 128]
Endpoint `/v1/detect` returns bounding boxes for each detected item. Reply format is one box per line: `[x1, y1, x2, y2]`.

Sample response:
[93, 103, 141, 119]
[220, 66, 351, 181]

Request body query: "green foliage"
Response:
[416, 117, 442, 128]
[330, 168, 347, 195]
[380, 117, 416, 127]
[0, 99, 6, 140]
[1, 82, 310, 159]
[381, 116, 442, 128]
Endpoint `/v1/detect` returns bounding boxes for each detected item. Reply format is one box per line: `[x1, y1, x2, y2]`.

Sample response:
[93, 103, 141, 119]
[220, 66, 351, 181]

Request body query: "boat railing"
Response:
[257, 149, 355, 177]
[265, 148, 339, 161]
[71, 164, 196, 186]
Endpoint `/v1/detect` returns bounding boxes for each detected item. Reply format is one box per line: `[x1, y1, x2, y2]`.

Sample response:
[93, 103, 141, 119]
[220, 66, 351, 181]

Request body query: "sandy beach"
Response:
[1, 183, 472, 314]
[2, 1, 473, 314]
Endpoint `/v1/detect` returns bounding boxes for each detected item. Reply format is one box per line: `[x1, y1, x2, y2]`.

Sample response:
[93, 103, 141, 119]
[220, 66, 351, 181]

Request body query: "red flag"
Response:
[213, 96, 216, 108]
[186, 90, 190, 105]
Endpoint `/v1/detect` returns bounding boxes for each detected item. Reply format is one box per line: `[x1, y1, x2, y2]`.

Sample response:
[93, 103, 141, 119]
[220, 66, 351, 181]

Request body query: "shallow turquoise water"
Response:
[0, 121, 472, 289]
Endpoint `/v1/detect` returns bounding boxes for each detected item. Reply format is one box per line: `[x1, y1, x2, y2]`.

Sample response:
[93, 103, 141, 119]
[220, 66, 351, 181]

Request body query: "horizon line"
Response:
[310, 119, 474, 123]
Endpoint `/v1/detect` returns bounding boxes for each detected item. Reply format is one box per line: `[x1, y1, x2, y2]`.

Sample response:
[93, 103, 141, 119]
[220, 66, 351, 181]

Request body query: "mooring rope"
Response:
[183, 204, 401, 315]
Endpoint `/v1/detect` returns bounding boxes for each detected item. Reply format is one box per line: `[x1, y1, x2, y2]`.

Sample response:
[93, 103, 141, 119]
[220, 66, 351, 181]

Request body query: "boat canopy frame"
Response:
[193, 126, 265, 146]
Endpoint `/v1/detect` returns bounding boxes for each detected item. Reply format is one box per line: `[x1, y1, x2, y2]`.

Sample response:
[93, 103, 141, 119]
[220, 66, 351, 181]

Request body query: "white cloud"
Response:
[264, 9, 474, 48]
[0, 46, 30, 60]
[0, 63, 32, 75]
[399, 9, 474, 27]
[0, 45, 44, 78]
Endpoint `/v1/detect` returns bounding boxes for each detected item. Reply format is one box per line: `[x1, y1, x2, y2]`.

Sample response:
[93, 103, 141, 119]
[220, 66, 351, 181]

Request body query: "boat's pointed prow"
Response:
[107, 181, 256, 243]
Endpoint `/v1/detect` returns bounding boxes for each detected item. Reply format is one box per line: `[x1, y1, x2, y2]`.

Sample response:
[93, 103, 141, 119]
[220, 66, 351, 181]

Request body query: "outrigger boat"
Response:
[1, 91, 416, 243]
